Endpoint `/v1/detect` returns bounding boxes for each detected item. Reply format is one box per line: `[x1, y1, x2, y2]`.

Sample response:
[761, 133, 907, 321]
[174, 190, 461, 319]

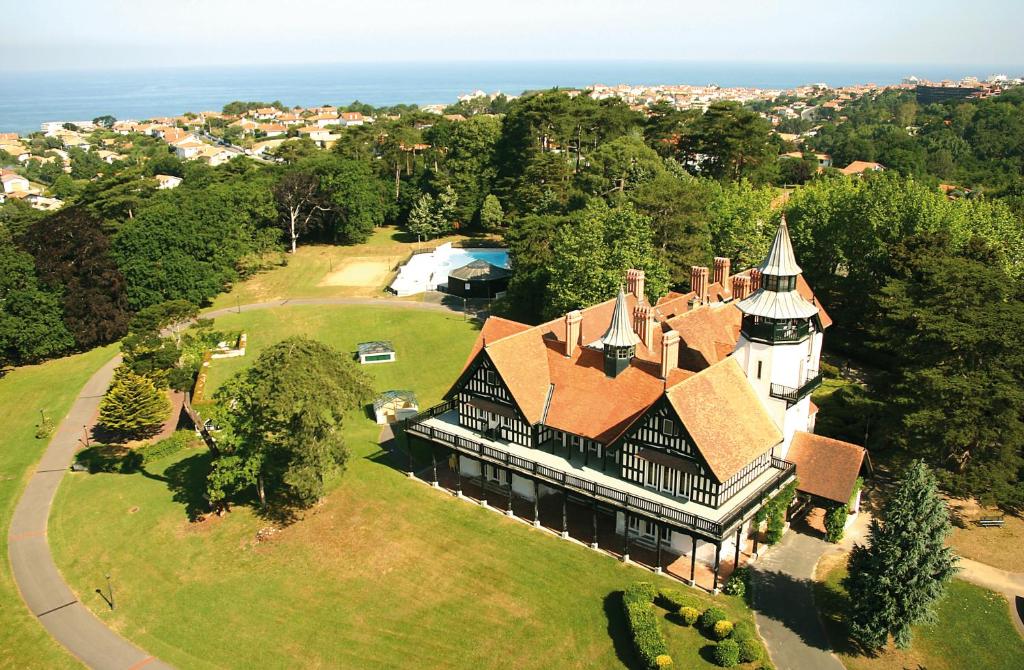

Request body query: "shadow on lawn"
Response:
[806, 569, 881, 658]
[603, 591, 645, 670]
[162, 453, 214, 522]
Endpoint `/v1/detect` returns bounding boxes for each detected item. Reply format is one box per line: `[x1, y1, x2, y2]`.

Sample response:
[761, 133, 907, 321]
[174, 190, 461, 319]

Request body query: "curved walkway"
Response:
[8, 296, 462, 668]
[8, 354, 174, 670]
[749, 526, 844, 670]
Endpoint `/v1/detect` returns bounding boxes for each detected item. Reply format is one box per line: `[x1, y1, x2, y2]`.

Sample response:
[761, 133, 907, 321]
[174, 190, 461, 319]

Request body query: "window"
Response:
[756, 361, 762, 379]
[465, 282, 471, 291]
[663, 418, 676, 436]
[485, 370, 496, 385]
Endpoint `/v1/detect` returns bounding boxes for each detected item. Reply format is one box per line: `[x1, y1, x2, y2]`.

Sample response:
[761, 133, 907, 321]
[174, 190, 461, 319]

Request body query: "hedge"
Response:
[712, 620, 734, 640]
[730, 620, 756, 643]
[679, 606, 700, 625]
[738, 638, 762, 663]
[136, 430, 198, 466]
[656, 588, 702, 613]
[622, 582, 671, 670]
[698, 606, 728, 631]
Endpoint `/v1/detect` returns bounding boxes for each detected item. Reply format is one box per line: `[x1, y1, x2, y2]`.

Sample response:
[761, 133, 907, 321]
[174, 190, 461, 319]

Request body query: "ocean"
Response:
[1, 60, 1019, 134]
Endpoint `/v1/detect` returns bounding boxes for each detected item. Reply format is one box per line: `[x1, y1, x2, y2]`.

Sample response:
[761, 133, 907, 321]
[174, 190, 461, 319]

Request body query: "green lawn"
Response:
[48, 304, 764, 669]
[0, 344, 118, 670]
[815, 559, 1024, 670]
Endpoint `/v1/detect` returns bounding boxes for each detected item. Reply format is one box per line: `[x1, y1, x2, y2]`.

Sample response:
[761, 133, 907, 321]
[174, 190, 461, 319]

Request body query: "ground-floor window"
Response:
[628, 516, 672, 541]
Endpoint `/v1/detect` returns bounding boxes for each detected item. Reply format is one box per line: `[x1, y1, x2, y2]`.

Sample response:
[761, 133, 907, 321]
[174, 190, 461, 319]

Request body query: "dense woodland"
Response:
[2, 86, 1024, 508]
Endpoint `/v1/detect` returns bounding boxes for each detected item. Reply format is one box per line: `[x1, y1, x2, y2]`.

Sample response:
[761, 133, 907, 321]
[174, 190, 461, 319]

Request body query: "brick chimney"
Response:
[749, 268, 762, 291]
[633, 303, 655, 349]
[731, 275, 751, 301]
[690, 266, 709, 304]
[565, 310, 583, 358]
[626, 268, 646, 301]
[660, 330, 680, 380]
[713, 257, 731, 288]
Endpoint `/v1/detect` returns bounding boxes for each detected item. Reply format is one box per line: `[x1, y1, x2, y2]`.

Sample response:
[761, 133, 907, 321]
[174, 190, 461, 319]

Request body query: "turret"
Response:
[599, 287, 639, 378]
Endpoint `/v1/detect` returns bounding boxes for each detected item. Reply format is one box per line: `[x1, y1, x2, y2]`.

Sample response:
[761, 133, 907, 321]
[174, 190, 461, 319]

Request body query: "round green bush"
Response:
[698, 606, 728, 631]
[712, 639, 740, 667]
[712, 620, 734, 640]
[679, 606, 700, 626]
[655, 654, 673, 669]
[723, 575, 746, 597]
[738, 638, 763, 663]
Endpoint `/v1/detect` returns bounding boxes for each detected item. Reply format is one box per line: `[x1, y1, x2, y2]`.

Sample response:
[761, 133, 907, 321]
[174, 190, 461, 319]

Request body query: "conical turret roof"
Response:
[599, 287, 640, 349]
[759, 217, 802, 276]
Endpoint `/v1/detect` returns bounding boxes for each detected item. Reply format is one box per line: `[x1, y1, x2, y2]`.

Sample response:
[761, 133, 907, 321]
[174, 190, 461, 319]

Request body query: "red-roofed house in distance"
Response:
[405, 220, 864, 591]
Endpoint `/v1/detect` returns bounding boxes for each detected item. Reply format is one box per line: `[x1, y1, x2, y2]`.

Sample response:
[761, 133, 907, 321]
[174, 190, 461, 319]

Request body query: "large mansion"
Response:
[406, 221, 865, 588]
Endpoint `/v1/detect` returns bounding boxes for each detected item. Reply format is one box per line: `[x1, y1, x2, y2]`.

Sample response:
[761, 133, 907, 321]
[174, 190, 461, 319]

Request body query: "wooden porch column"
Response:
[655, 523, 663, 574]
[690, 535, 698, 584]
[622, 511, 631, 561]
[532, 479, 540, 526]
[734, 525, 742, 570]
[430, 445, 438, 486]
[455, 453, 463, 497]
[712, 542, 722, 592]
[506, 469, 514, 516]
[479, 460, 487, 507]
[591, 501, 599, 548]
[584, 443, 590, 468]
[561, 489, 569, 538]
[406, 435, 414, 475]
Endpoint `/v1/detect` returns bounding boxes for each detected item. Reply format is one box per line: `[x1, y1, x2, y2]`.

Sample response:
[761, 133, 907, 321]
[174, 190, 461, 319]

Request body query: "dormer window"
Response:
[663, 418, 676, 436]
[485, 370, 496, 385]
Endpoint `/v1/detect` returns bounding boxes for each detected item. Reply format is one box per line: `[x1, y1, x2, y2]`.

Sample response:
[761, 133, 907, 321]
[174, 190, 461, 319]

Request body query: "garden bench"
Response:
[977, 515, 1004, 527]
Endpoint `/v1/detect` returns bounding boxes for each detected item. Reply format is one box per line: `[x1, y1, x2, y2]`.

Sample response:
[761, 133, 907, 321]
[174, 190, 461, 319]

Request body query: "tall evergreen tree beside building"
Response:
[98, 367, 171, 439]
[843, 461, 958, 651]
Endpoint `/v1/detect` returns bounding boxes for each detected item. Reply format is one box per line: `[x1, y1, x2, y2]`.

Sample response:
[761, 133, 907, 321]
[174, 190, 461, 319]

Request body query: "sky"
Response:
[3, 0, 1023, 71]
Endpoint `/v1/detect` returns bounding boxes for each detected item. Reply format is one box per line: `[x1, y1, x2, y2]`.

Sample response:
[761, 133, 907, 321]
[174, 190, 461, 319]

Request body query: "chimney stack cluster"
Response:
[564, 310, 582, 358]
[660, 330, 680, 380]
[633, 303, 655, 349]
[713, 257, 731, 288]
[690, 266, 709, 304]
[749, 268, 762, 292]
[626, 268, 646, 301]
[731, 275, 752, 301]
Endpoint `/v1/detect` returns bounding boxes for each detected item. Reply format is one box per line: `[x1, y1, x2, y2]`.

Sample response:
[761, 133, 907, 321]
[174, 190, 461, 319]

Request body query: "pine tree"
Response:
[480, 194, 504, 231]
[98, 366, 171, 438]
[843, 461, 958, 651]
[407, 193, 438, 241]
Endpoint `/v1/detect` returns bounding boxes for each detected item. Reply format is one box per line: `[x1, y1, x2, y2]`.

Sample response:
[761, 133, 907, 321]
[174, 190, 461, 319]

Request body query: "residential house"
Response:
[840, 160, 885, 176]
[339, 112, 366, 126]
[405, 221, 864, 588]
[1, 169, 30, 194]
[312, 113, 340, 128]
[257, 123, 287, 137]
[154, 174, 182, 190]
[173, 139, 206, 159]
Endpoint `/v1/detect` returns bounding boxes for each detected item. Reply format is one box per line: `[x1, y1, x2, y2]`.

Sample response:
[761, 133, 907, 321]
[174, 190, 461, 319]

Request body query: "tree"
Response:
[92, 115, 117, 128]
[479, 194, 504, 231]
[407, 193, 440, 241]
[97, 366, 171, 438]
[20, 207, 130, 349]
[678, 101, 777, 182]
[844, 461, 958, 651]
[629, 173, 713, 285]
[313, 156, 385, 244]
[0, 230, 74, 366]
[209, 337, 374, 508]
[546, 201, 669, 317]
[273, 171, 327, 253]
[867, 236, 1024, 508]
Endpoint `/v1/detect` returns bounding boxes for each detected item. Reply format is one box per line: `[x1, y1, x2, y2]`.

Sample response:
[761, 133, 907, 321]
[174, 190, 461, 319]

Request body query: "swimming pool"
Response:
[389, 243, 510, 296]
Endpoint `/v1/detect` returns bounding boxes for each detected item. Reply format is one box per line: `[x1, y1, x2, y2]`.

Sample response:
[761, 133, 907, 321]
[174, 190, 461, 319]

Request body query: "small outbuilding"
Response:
[357, 341, 396, 364]
[447, 259, 511, 300]
[373, 390, 418, 424]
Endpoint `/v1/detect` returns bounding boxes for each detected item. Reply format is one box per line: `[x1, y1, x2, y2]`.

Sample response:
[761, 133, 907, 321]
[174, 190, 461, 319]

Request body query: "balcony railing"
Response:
[741, 317, 810, 344]
[769, 369, 823, 406]
[404, 406, 796, 540]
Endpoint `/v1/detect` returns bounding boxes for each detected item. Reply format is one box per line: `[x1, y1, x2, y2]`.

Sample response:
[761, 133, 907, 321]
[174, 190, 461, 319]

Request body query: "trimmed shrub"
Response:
[624, 581, 658, 607]
[824, 504, 848, 543]
[136, 430, 199, 467]
[738, 638, 763, 663]
[679, 606, 700, 626]
[723, 575, 746, 597]
[654, 655, 673, 669]
[712, 639, 740, 667]
[624, 601, 669, 669]
[657, 588, 702, 613]
[698, 606, 728, 631]
[712, 620, 734, 640]
[730, 620, 756, 643]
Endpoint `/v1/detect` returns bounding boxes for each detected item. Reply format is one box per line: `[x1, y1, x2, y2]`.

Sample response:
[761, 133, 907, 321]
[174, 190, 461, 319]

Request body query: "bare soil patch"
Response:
[317, 257, 393, 288]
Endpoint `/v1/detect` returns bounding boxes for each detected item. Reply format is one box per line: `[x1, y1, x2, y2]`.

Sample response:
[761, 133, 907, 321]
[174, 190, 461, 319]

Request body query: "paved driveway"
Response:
[749, 523, 844, 670]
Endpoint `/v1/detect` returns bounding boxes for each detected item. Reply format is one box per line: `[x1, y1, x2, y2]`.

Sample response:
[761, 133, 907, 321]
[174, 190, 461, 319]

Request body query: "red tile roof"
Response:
[786, 432, 865, 504]
[665, 358, 782, 482]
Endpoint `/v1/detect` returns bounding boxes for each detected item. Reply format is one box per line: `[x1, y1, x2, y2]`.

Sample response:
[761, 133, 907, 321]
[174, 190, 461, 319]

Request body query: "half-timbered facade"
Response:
[405, 220, 866, 588]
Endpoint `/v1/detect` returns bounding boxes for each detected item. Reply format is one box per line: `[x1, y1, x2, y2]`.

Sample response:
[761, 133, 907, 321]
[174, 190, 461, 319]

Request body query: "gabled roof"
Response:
[664, 358, 783, 482]
[449, 259, 511, 281]
[665, 302, 742, 372]
[786, 432, 865, 504]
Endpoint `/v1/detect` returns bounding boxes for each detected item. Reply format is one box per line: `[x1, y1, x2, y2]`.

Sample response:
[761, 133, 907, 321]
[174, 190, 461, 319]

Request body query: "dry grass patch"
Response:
[946, 498, 1024, 573]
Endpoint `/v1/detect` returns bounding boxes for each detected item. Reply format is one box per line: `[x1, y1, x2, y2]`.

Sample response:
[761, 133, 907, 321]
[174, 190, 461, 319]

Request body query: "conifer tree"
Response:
[479, 194, 504, 231]
[98, 366, 171, 438]
[843, 461, 958, 651]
